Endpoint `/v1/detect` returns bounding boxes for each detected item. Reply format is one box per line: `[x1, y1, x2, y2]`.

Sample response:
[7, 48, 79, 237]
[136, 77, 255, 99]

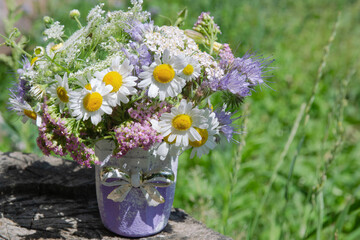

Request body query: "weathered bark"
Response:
[0, 152, 231, 240]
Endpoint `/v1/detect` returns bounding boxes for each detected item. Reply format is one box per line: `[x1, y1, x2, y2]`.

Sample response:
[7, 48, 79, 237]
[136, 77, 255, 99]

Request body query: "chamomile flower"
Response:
[138, 49, 186, 100]
[174, 55, 201, 82]
[189, 109, 219, 159]
[8, 93, 41, 126]
[48, 73, 70, 113]
[157, 99, 208, 147]
[69, 80, 116, 125]
[94, 57, 137, 105]
[150, 119, 183, 160]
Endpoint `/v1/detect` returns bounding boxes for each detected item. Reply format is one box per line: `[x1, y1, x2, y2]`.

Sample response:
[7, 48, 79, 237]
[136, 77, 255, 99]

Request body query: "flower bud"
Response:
[43, 16, 54, 25]
[5, 39, 14, 47]
[69, 9, 80, 19]
[10, 27, 21, 38]
[184, 30, 206, 44]
[34, 46, 45, 57]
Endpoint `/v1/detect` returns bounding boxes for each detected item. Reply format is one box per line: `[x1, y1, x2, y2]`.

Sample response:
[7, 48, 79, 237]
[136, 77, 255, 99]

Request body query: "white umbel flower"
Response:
[48, 73, 70, 113]
[189, 109, 219, 159]
[94, 57, 137, 106]
[43, 21, 64, 41]
[174, 55, 201, 82]
[138, 49, 186, 100]
[157, 99, 208, 147]
[69, 80, 116, 125]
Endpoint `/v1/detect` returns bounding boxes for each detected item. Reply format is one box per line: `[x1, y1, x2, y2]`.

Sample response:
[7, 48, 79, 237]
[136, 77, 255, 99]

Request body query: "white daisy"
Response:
[138, 49, 186, 101]
[48, 73, 70, 113]
[174, 55, 201, 82]
[8, 94, 41, 126]
[94, 57, 137, 105]
[157, 99, 208, 147]
[189, 109, 219, 159]
[69, 80, 116, 125]
[150, 119, 183, 160]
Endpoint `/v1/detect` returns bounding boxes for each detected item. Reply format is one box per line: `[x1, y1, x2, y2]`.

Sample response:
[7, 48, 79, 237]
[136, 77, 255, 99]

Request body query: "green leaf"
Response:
[333, 201, 351, 239]
[174, 8, 188, 27]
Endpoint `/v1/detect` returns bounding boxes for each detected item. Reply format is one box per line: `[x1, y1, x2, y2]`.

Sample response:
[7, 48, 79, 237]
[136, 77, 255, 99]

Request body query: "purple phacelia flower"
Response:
[212, 53, 273, 97]
[194, 12, 211, 28]
[124, 20, 155, 43]
[193, 12, 221, 35]
[214, 106, 240, 142]
[122, 43, 153, 75]
[17, 57, 32, 76]
[220, 70, 251, 97]
[9, 57, 33, 104]
[233, 53, 274, 86]
[219, 43, 234, 69]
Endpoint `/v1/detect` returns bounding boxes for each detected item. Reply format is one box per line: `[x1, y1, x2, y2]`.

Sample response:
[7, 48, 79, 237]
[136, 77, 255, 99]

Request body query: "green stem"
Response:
[96, 135, 114, 142]
[0, 33, 32, 58]
[45, 55, 71, 73]
[74, 16, 83, 28]
[209, 38, 214, 55]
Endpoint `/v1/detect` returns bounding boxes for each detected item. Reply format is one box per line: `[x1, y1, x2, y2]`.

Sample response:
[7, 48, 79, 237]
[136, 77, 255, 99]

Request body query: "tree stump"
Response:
[0, 152, 231, 239]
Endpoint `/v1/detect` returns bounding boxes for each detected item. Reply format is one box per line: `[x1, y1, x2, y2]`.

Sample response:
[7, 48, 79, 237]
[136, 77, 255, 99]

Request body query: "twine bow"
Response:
[100, 167, 175, 206]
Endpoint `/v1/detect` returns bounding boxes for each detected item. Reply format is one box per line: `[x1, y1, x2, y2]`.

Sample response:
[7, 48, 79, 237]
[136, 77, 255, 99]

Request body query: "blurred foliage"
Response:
[1, 0, 360, 239]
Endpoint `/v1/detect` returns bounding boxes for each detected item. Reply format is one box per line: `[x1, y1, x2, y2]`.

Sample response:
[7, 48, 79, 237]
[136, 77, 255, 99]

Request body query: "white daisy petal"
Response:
[158, 91, 166, 101]
[148, 84, 159, 98]
[117, 94, 129, 104]
[138, 78, 152, 88]
[101, 105, 113, 115]
[167, 134, 176, 142]
[190, 149, 198, 158]
[157, 142, 169, 157]
[189, 127, 201, 141]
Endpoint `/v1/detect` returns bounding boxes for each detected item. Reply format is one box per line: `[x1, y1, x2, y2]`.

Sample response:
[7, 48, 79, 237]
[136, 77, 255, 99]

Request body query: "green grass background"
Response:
[1, 0, 359, 239]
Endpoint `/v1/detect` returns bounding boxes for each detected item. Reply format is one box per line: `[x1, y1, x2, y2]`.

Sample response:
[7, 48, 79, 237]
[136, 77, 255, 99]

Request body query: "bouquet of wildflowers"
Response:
[6, 1, 273, 168]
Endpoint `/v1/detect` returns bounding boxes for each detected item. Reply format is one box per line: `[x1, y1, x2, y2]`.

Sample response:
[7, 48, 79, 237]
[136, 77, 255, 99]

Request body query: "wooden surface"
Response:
[0, 152, 231, 239]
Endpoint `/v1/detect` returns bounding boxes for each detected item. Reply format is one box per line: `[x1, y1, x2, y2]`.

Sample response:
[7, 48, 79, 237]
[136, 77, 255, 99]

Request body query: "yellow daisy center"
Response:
[103, 71, 123, 93]
[83, 92, 103, 112]
[172, 114, 192, 131]
[23, 109, 37, 120]
[30, 57, 38, 66]
[84, 83, 92, 90]
[164, 135, 176, 145]
[189, 127, 208, 147]
[56, 86, 69, 103]
[153, 64, 175, 84]
[183, 64, 194, 76]
[51, 43, 63, 51]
